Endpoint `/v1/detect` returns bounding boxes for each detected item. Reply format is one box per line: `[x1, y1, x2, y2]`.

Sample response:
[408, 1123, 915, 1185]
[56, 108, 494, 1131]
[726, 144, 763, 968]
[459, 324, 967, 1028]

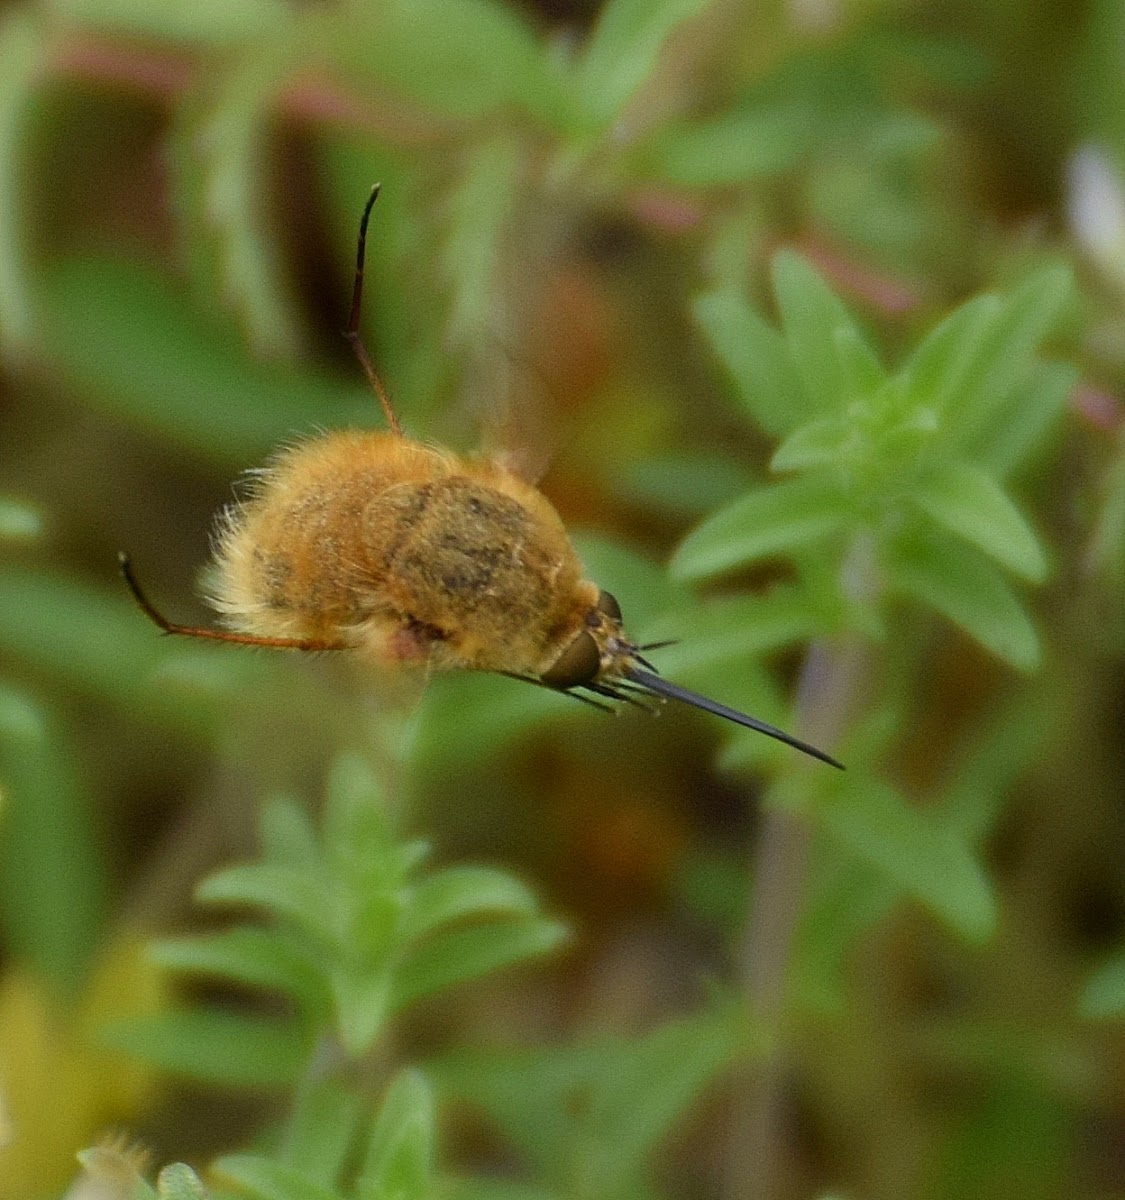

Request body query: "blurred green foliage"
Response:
[1, 0, 1124, 1197]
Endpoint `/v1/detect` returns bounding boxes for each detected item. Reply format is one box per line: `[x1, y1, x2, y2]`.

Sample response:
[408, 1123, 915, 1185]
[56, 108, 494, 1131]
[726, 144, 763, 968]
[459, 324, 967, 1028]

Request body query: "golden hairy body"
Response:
[119, 186, 842, 767]
[210, 430, 598, 677]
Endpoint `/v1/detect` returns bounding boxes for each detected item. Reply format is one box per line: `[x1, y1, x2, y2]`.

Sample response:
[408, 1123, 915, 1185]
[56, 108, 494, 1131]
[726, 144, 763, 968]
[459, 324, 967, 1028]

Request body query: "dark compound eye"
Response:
[596, 589, 622, 621]
[541, 630, 601, 690]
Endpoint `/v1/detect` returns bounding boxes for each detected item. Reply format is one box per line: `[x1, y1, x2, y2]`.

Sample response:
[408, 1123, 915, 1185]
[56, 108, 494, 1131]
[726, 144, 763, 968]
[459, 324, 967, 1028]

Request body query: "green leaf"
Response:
[887, 527, 1040, 670]
[912, 459, 1047, 582]
[638, 587, 822, 676]
[577, 1000, 750, 1191]
[618, 453, 753, 519]
[150, 929, 327, 1014]
[280, 1081, 363, 1187]
[391, 919, 568, 1013]
[0, 10, 47, 360]
[356, 1070, 435, 1200]
[329, 966, 391, 1058]
[442, 136, 522, 349]
[196, 864, 333, 941]
[259, 796, 320, 867]
[772, 251, 868, 413]
[834, 322, 887, 397]
[646, 106, 812, 185]
[403, 867, 539, 942]
[46, 0, 289, 44]
[332, 0, 569, 129]
[321, 752, 390, 868]
[577, 0, 709, 125]
[669, 475, 848, 582]
[1079, 953, 1125, 1019]
[692, 289, 809, 437]
[770, 416, 850, 472]
[168, 38, 305, 361]
[972, 359, 1075, 480]
[212, 1154, 339, 1200]
[100, 1010, 308, 1086]
[815, 777, 996, 943]
[0, 687, 109, 998]
[41, 258, 375, 468]
[898, 293, 999, 412]
[944, 265, 1073, 449]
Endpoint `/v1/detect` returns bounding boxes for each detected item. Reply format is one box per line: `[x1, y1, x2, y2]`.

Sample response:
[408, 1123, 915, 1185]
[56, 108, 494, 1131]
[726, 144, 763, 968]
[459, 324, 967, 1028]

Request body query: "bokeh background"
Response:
[0, 0, 1124, 1198]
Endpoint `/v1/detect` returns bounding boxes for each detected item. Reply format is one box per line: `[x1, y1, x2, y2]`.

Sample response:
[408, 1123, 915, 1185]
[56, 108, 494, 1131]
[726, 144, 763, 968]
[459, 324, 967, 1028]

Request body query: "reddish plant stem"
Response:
[724, 635, 869, 1200]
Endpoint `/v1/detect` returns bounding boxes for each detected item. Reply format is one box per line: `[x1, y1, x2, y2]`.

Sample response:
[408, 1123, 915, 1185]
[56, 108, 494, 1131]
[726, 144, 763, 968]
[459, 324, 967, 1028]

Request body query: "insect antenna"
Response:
[345, 184, 403, 438]
[623, 666, 844, 769]
[118, 552, 349, 652]
[498, 671, 615, 712]
[583, 682, 656, 711]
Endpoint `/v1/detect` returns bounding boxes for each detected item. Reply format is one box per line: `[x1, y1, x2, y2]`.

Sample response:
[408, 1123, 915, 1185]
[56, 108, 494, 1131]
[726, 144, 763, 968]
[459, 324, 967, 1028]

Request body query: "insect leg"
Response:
[345, 184, 403, 438]
[119, 553, 350, 652]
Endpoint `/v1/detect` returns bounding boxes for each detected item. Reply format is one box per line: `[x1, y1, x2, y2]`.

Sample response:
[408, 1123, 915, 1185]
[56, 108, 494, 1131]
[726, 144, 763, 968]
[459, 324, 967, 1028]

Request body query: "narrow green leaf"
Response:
[912, 459, 1047, 582]
[887, 527, 1040, 670]
[403, 867, 538, 942]
[196, 864, 332, 940]
[972, 359, 1075, 480]
[330, 966, 391, 1058]
[1079, 953, 1125, 1019]
[646, 107, 811, 185]
[618, 453, 753, 519]
[259, 796, 320, 868]
[0, 10, 46, 360]
[168, 38, 305, 361]
[771, 417, 850, 472]
[669, 475, 847, 582]
[151, 929, 327, 1013]
[578, 0, 709, 124]
[356, 1070, 435, 1200]
[638, 587, 822, 675]
[834, 323, 886, 396]
[100, 1010, 308, 1086]
[321, 752, 389, 867]
[772, 251, 866, 413]
[580, 1001, 748, 1190]
[0, 687, 109, 997]
[692, 289, 809, 437]
[280, 1080, 363, 1187]
[816, 777, 996, 943]
[391, 919, 567, 1013]
[41, 258, 375, 468]
[898, 293, 999, 411]
[946, 265, 1073, 447]
[442, 136, 522, 349]
[333, 0, 569, 129]
[212, 1154, 339, 1200]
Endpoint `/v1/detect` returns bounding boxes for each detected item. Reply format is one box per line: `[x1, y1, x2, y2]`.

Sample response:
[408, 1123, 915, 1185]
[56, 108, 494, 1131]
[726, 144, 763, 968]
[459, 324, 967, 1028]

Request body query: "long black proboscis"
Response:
[624, 667, 845, 770]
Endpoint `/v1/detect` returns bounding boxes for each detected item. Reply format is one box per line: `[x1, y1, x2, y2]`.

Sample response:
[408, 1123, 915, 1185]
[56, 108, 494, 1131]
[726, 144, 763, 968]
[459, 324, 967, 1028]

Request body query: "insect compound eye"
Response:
[540, 630, 601, 690]
[596, 589, 622, 622]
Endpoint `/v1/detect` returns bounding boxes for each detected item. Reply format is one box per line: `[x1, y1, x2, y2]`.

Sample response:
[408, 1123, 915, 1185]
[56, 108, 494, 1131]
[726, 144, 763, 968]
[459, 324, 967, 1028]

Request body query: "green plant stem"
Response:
[724, 634, 870, 1200]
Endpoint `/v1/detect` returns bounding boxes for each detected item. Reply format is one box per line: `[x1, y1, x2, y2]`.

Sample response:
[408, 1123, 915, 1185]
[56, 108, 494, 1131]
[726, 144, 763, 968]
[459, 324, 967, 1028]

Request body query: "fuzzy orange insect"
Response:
[121, 187, 842, 769]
